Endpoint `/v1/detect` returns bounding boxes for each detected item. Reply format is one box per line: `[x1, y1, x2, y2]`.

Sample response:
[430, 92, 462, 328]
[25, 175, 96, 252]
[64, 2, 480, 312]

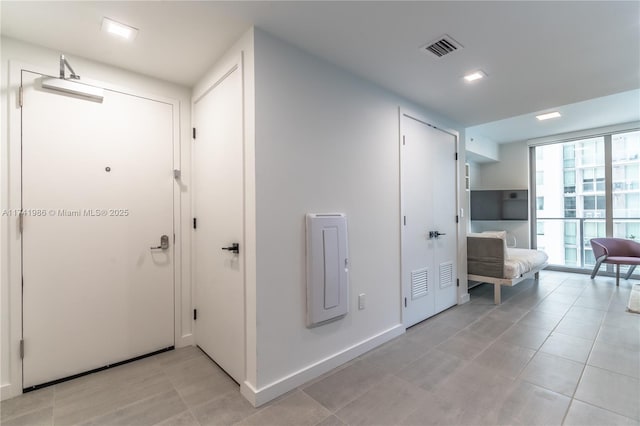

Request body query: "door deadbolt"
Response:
[150, 235, 169, 250]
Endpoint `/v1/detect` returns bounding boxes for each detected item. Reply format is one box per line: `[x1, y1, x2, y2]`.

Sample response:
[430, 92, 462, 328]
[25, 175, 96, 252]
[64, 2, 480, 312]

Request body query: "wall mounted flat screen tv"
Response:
[470, 190, 528, 221]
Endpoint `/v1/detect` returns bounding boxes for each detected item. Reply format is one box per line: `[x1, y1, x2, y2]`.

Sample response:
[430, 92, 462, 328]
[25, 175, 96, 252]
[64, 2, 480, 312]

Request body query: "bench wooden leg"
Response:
[616, 264, 620, 286]
[494, 283, 501, 304]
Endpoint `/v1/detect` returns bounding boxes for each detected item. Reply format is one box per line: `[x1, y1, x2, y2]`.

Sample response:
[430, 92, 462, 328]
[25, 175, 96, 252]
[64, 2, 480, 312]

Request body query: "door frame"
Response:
[398, 108, 466, 328]
[4, 61, 184, 398]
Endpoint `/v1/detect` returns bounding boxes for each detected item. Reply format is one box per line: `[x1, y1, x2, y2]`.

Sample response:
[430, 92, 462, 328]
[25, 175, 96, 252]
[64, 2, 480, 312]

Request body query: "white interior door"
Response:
[430, 123, 458, 313]
[21, 71, 175, 388]
[193, 66, 244, 383]
[401, 115, 458, 327]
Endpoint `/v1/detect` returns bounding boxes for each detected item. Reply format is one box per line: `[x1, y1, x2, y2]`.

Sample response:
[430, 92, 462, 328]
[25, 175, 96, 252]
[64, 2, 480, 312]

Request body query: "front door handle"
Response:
[429, 231, 447, 239]
[222, 243, 240, 254]
[150, 235, 169, 250]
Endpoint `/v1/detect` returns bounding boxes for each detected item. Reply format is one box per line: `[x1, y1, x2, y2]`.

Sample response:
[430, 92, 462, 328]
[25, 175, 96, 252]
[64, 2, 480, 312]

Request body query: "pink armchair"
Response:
[590, 238, 640, 286]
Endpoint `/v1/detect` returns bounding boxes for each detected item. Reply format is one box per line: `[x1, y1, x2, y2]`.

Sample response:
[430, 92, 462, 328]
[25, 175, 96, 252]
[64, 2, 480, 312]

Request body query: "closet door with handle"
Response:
[401, 114, 458, 327]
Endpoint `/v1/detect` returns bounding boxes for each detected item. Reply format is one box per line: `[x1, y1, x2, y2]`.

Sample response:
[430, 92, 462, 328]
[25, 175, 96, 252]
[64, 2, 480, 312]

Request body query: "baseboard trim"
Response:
[1, 383, 20, 402]
[240, 381, 258, 406]
[240, 324, 405, 407]
[177, 333, 194, 348]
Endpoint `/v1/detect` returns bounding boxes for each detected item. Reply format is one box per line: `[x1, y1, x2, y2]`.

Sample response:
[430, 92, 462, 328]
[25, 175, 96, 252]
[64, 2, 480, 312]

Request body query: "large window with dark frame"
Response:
[532, 130, 640, 274]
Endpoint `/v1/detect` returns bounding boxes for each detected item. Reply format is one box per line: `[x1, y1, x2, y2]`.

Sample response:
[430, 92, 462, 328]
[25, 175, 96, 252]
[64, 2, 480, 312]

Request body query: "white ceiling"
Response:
[468, 89, 640, 144]
[2, 1, 639, 136]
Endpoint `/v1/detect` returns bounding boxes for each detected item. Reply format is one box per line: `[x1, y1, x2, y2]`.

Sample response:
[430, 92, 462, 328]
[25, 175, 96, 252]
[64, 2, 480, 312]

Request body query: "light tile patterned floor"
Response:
[2, 271, 639, 425]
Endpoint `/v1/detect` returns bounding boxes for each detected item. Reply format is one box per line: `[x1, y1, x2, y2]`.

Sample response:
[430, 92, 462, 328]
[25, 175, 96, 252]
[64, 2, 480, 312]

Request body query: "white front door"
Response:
[193, 65, 244, 383]
[21, 71, 175, 388]
[401, 114, 458, 328]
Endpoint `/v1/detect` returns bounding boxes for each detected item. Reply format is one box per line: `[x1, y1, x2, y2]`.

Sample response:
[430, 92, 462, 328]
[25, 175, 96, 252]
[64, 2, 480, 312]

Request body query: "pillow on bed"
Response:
[467, 231, 510, 259]
[481, 230, 507, 239]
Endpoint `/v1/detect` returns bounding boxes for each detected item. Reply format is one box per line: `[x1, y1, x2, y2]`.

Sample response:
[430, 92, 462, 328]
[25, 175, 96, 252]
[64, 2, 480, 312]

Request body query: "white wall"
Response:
[466, 134, 499, 162]
[250, 29, 465, 404]
[1, 28, 469, 406]
[468, 162, 483, 193]
[0, 37, 193, 399]
[470, 141, 531, 247]
[476, 141, 529, 189]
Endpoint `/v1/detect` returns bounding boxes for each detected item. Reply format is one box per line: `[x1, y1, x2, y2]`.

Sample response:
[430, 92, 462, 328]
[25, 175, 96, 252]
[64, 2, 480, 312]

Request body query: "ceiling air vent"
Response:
[422, 34, 463, 58]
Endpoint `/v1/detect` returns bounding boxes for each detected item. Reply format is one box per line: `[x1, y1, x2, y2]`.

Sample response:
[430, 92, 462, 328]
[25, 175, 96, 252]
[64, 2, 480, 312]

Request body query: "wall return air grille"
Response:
[422, 35, 463, 58]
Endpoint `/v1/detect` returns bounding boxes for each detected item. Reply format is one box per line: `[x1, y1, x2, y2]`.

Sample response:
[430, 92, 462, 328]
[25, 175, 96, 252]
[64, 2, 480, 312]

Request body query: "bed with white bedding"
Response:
[467, 232, 548, 304]
[504, 248, 549, 279]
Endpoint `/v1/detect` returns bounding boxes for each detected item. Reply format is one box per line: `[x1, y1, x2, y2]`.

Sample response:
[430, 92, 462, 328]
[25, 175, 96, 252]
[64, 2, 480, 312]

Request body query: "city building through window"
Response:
[532, 130, 640, 273]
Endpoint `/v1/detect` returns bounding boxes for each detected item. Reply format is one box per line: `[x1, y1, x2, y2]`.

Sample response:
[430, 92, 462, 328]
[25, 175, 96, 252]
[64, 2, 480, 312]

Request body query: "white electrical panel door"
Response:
[306, 214, 349, 327]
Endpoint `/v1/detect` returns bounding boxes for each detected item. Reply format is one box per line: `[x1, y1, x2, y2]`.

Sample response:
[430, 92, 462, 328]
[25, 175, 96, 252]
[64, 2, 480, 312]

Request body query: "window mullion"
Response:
[530, 146, 538, 249]
[604, 134, 613, 238]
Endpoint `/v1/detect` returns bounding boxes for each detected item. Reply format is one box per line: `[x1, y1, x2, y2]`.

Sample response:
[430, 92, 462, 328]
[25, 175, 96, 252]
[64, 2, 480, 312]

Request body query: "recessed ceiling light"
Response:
[463, 70, 486, 82]
[101, 17, 138, 40]
[536, 111, 562, 121]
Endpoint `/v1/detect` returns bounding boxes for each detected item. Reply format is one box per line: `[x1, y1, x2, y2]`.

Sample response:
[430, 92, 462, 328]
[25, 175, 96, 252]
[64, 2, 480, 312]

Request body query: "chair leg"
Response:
[624, 265, 637, 280]
[616, 264, 620, 286]
[591, 259, 604, 279]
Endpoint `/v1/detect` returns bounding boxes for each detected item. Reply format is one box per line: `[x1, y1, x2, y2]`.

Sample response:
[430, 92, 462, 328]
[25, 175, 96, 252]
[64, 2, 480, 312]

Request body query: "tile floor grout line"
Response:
[573, 281, 640, 422]
[511, 275, 582, 391]
[4, 272, 636, 426]
[58, 353, 192, 426]
[529, 273, 589, 426]
[463, 277, 561, 367]
[500, 276, 574, 379]
[560, 278, 618, 425]
[0, 403, 55, 424]
[63, 385, 178, 426]
[331, 409, 349, 426]
[570, 394, 640, 423]
[426, 279, 545, 385]
[168, 370, 201, 426]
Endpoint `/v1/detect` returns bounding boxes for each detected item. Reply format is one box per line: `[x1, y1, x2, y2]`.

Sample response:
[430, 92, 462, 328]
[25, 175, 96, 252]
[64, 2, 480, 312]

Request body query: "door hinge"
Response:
[457, 278, 460, 287]
[20, 339, 24, 359]
[455, 152, 458, 160]
[403, 216, 406, 226]
[192, 127, 196, 139]
[404, 297, 407, 308]
[19, 86, 23, 108]
[193, 218, 197, 229]
[456, 215, 459, 223]
[173, 233, 176, 244]
[193, 309, 197, 321]
[402, 135, 406, 146]
[18, 212, 24, 233]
